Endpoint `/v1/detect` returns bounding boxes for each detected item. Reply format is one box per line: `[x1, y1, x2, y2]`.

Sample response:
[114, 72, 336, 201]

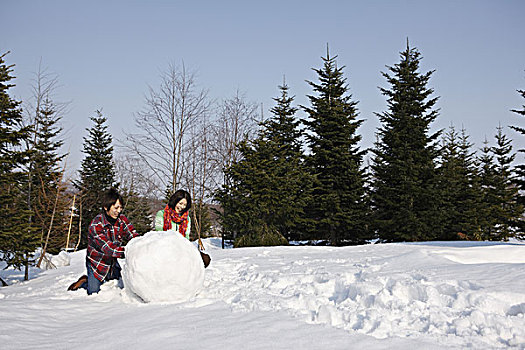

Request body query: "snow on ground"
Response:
[1, 239, 525, 349]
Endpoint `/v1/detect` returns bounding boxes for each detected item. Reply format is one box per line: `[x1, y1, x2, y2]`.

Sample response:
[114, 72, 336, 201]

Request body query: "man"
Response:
[68, 188, 140, 294]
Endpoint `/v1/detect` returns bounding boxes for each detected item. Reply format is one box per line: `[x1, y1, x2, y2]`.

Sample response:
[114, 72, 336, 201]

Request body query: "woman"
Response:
[155, 189, 192, 239]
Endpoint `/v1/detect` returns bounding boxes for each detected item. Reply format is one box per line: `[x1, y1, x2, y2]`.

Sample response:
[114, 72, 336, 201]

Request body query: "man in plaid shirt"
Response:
[68, 188, 141, 294]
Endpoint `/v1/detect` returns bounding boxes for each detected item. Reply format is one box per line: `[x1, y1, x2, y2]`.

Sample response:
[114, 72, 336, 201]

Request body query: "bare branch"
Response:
[119, 63, 211, 196]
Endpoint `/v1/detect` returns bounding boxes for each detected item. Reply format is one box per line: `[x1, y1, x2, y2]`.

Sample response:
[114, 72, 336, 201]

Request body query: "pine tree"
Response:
[75, 111, 117, 248]
[438, 126, 463, 240]
[262, 82, 314, 241]
[490, 126, 522, 239]
[0, 52, 38, 280]
[121, 188, 152, 235]
[371, 42, 442, 242]
[478, 138, 498, 240]
[26, 97, 68, 254]
[510, 86, 525, 233]
[457, 129, 486, 239]
[304, 52, 368, 245]
[215, 83, 312, 246]
[190, 198, 212, 240]
[302, 49, 369, 246]
[438, 126, 483, 240]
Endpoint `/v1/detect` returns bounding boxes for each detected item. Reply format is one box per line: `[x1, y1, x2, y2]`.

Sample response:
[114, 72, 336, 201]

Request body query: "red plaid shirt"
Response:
[86, 213, 139, 282]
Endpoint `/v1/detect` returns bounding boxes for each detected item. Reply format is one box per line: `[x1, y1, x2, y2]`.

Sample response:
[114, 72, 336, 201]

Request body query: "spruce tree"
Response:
[438, 126, 483, 240]
[263, 82, 314, 241]
[438, 126, 464, 240]
[478, 138, 498, 240]
[490, 126, 522, 239]
[216, 83, 313, 245]
[26, 97, 68, 254]
[75, 111, 117, 248]
[190, 198, 212, 240]
[510, 86, 525, 233]
[457, 129, 486, 239]
[371, 43, 442, 242]
[121, 188, 152, 235]
[302, 49, 369, 245]
[0, 52, 38, 280]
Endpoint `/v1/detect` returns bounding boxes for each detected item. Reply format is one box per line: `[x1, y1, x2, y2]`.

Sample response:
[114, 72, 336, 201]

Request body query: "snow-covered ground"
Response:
[1, 238, 525, 349]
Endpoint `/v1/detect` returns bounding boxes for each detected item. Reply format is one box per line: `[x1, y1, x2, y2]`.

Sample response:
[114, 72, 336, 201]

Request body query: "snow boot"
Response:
[197, 238, 211, 268]
[68, 275, 87, 291]
[200, 250, 211, 268]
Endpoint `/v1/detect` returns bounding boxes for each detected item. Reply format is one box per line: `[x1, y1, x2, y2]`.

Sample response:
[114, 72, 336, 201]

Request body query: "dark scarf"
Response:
[104, 212, 118, 226]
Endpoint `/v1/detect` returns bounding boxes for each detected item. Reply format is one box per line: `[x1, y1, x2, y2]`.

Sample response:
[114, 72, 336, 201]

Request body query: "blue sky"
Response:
[2, 0, 524, 176]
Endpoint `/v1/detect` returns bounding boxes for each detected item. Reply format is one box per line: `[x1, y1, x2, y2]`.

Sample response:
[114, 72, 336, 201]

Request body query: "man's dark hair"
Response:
[102, 188, 123, 211]
[168, 189, 192, 214]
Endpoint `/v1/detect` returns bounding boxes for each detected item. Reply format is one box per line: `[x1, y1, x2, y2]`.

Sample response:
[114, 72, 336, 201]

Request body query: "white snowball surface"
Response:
[122, 231, 205, 303]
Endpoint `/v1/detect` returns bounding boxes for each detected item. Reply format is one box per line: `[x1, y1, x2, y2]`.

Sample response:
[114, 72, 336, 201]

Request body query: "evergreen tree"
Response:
[510, 86, 525, 233]
[216, 83, 313, 245]
[26, 97, 68, 254]
[263, 82, 314, 241]
[371, 42, 442, 242]
[121, 188, 152, 236]
[438, 126, 483, 240]
[478, 138, 498, 240]
[75, 111, 117, 248]
[190, 198, 212, 240]
[0, 52, 38, 280]
[302, 49, 369, 246]
[457, 129, 486, 239]
[490, 126, 522, 239]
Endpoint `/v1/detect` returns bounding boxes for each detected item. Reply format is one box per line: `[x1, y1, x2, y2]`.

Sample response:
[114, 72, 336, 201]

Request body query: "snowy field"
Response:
[1, 238, 525, 349]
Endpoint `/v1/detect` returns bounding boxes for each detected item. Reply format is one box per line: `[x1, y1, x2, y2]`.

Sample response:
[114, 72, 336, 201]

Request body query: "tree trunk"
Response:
[24, 257, 29, 281]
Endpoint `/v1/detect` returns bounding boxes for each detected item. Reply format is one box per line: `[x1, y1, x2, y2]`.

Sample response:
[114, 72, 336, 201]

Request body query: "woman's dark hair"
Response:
[102, 188, 124, 211]
[168, 189, 192, 214]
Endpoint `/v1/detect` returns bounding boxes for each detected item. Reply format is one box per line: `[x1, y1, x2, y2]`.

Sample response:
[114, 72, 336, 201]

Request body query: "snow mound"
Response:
[36, 250, 71, 270]
[434, 245, 525, 264]
[122, 231, 205, 303]
[52, 251, 71, 267]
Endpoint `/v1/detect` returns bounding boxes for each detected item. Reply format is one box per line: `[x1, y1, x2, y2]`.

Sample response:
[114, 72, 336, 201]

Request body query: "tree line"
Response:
[217, 44, 525, 247]
[0, 42, 524, 282]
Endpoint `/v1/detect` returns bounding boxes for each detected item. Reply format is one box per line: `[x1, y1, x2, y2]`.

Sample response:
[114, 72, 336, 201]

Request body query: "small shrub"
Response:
[260, 230, 288, 246]
[234, 234, 260, 248]
[234, 224, 289, 248]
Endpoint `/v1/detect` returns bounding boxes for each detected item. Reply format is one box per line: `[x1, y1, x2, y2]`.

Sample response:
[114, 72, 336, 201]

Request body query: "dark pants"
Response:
[82, 259, 122, 295]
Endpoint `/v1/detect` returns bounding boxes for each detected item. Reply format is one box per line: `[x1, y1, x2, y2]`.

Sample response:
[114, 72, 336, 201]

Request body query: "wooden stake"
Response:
[75, 201, 82, 252]
[65, 194, 76, 251]
[37, 156, 67, 268]
[37, 180, 62, 268]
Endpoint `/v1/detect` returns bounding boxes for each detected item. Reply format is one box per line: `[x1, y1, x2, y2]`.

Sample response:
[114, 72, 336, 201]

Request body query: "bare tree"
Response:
[209, 90, 260, 190]
[183, 112, 216, 237]
[122, 63, 211, 197]
[114, 154, 157, 234]
[22, 61, 69, 206]
[23, 60, 69, 130]
[114, 154, 159, 198]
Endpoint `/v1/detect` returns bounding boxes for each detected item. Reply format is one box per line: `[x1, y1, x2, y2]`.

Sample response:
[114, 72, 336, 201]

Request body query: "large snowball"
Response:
[122, 231, 205, 303]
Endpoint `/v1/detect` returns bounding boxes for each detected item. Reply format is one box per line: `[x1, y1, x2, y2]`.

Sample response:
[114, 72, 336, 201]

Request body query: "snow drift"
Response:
[122, 231, 205, 303]
[2, 239, 525, 349]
